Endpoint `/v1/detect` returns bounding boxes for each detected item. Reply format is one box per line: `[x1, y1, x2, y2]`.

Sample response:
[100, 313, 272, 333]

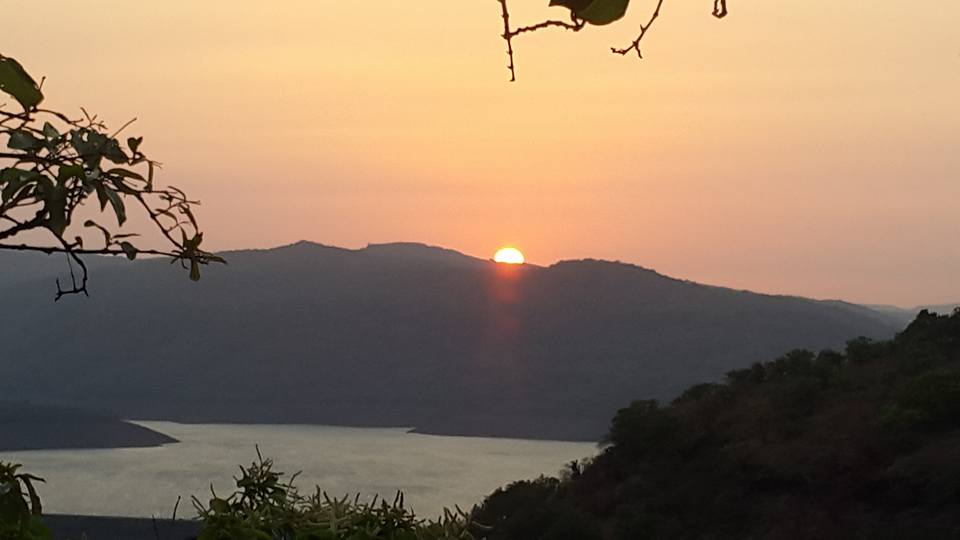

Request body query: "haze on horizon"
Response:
[5, 1, 957, 306]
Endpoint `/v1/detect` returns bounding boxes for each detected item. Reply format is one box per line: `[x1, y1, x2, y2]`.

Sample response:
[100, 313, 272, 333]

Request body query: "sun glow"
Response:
[494, 247, 525, 265]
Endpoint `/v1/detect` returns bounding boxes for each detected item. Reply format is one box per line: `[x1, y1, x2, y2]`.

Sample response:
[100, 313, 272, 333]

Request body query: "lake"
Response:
[0, 421, 596, 519]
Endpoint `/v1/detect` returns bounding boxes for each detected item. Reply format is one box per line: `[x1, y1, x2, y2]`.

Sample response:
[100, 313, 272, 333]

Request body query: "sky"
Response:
[4, 1, 959, 306]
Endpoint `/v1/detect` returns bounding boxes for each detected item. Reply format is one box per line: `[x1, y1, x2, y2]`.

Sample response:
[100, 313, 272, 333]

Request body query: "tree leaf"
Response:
[70, 129, 97, 156]
[146, 160, 155, 190]
[189, 232, 203, 250]
[127, 136, 143, 154]
[103, 187, 126, 225]
[0, 55, 43, 110]
[45, 185, 69, 236]
[103, 139, 129, 164]
[57, 164, 84, 183]
[42, 122, 60, 141]
[119, 241, 138, 260]
[71, 129, 110, 169]
[1, 181, 30, 205]
[107, 168, 145, 182]
[578, 0, 631, 25]
[18, 476, 42, 516]
[7, 130, 43, 151]
[0, 168, 39, 203]
[95, 183, 109, 211]
[549, 0, 593, 13]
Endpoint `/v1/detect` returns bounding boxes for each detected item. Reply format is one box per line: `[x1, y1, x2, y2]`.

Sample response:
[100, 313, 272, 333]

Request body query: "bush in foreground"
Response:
[193, 449, 477, 540]
[0, 463, 48, 540]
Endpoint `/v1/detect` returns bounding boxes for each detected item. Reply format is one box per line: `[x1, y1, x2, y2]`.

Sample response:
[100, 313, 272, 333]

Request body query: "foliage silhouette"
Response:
[474, 309, 960, 539]
[0, 463, 49, 540]
[193, 449, 477, 539]
[0, 54, 222, 299]
[494, 0, 728, 80]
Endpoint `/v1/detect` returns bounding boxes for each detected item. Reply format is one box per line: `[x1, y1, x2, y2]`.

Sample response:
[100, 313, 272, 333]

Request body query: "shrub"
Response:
[603, 400, 680, 458]
[673, 383, 724, 405]
[0, 463, 49, 540]
[471, 477, 600, 540]
[193, 450, 475, 540]
[895, 371, 960, 425]
[846, 337, 883, 365]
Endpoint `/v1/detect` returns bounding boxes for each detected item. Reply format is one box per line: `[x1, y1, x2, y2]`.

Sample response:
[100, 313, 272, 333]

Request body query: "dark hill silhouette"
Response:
[473, 310, 960, 539]
[0, 402, 176, 451]
[0, 241, 904, 440]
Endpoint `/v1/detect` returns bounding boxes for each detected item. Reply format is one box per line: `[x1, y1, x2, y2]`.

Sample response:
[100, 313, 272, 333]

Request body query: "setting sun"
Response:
[494, 247, 525, 265]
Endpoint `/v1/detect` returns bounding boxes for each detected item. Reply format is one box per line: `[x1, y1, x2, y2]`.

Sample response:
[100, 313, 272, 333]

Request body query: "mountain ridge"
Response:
[1, 241, 906, 441]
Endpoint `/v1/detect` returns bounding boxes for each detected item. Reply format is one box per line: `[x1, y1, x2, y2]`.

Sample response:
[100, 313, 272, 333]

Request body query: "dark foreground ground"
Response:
[44, 515, 200, 540]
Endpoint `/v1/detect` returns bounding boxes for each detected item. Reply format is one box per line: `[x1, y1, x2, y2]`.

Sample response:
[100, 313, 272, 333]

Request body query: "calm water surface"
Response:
[0, 422, 595, 518]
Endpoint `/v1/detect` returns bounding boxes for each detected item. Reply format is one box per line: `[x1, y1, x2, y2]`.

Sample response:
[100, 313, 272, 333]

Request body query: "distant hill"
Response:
[0, 402, 176, 451]
[0, 241, 904, 441]
[0, 250, 122, 288]
[867, 302, 960, 326]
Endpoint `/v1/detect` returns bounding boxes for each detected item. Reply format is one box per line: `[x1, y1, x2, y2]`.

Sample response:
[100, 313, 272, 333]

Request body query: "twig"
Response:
[496, 0, 517, 82]
[0, 242, 181, 258]
[611, 0, 666, 58]
[512, 18, 584, 37]
[110, 116, 138, 139]
[495, 1, 586, 81]
[53, 237, 89, 301]
[494, 0, 729, 77]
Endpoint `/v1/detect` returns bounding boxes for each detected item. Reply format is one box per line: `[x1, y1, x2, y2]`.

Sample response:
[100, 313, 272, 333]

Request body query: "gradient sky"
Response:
[5, 1, 958, 306]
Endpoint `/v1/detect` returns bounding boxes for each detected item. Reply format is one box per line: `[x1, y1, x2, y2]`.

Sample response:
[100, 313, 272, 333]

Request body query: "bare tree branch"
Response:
[494, 0, 729, 79]
[496, 0, 586, 82]
[0, 243, 181, 258]
[496, 0, 518, 82]
[513, 18, 585, 36]
[611, 0, 666, 58]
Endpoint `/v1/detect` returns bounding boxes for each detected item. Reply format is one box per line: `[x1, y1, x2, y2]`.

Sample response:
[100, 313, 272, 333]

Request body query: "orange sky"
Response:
[5, 1, 959, 306]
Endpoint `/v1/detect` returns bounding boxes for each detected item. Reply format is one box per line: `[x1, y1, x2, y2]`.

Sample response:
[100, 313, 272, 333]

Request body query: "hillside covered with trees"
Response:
[473, 309, 960, 539]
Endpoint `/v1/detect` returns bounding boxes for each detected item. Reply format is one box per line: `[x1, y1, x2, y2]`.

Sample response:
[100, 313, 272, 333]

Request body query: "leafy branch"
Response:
[0, 462, 48, 539]
[0, 54, 224, 300]
[495, 0, 729, 80]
